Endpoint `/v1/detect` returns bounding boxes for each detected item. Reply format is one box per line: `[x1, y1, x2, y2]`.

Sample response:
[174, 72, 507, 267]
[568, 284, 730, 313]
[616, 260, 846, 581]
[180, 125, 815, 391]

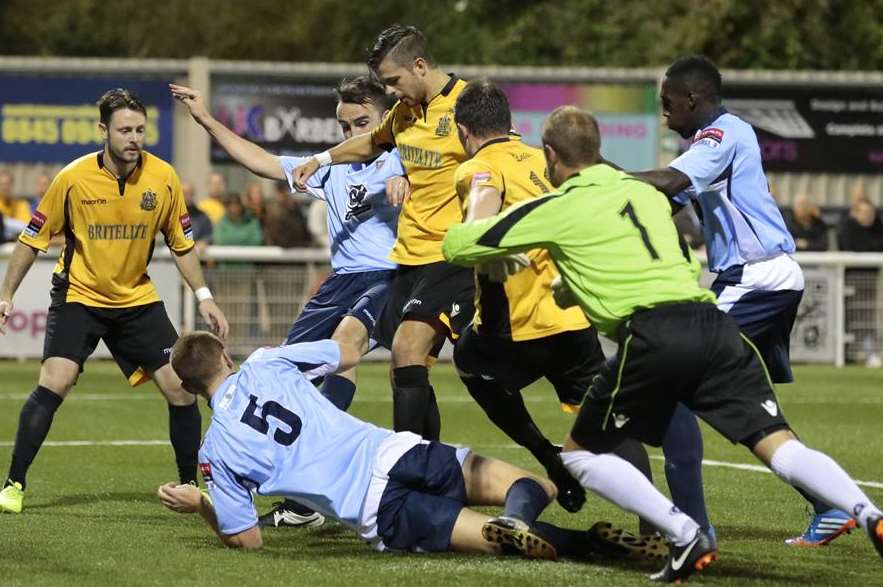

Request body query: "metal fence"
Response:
[191, 248, 883, 366]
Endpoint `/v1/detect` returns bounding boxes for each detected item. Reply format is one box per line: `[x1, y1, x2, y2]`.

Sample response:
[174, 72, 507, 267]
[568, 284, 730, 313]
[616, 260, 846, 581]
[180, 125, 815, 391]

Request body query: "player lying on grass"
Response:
[171, 75, 407, 530]
[156, 332, 666, 561]
[442, 106, 883, 582]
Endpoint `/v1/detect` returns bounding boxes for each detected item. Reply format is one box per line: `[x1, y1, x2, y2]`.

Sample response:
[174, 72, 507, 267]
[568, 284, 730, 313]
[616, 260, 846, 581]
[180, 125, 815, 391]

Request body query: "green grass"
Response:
[0, 361, 881, 585]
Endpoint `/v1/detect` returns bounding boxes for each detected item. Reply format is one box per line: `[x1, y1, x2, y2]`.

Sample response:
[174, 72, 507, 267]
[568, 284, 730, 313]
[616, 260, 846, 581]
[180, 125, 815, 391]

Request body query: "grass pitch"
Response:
[0, 361, 881, 585]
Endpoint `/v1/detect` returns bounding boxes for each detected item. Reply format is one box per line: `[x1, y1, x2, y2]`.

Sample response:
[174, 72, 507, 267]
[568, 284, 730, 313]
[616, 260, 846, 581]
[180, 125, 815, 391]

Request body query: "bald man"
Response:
[443, 106, 883, 582]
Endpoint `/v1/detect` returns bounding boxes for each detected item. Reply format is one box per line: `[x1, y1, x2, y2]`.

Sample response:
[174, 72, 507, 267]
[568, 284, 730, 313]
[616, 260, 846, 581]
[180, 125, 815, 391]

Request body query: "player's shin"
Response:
[8, 385, 64, 489]
[503, 477, 551, 525]
[168, 402, 201, 485]
[392, 365, 438, 440]
[560, 449, 700, 546]
[767, 439, 882, 531]
[662, 405, 711, 531]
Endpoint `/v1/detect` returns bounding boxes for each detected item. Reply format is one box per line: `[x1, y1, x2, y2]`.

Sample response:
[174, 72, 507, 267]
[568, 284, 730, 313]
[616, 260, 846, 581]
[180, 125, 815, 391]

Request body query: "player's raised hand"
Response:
[199, 299, 230, 340]
[157, 482, 201, 514]
[292, 159, 320, 191]
[0, 299, 12, 335]
[385, 175, 411, 206]
[169, 84, 211, 123]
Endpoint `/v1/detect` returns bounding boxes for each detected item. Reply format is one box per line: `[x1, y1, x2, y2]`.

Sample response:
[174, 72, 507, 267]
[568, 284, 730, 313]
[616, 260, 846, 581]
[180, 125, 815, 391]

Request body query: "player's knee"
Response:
[332, 316, 370, 355]
[38, 359, 79, 396]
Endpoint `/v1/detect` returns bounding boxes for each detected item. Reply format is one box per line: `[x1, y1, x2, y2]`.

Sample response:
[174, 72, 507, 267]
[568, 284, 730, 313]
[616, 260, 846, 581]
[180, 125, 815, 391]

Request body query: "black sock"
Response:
[503, 478, 550, 524]
[168, 402, 201, 485]
[320, 375, 357, 411]
[462, 375, 555, 464]
[423, 388, 440, 441]
[612, 437, 657, 535]
[532, 521, 592, 559]
[8, 385, 64, 490]
[392, 366, 438, 438]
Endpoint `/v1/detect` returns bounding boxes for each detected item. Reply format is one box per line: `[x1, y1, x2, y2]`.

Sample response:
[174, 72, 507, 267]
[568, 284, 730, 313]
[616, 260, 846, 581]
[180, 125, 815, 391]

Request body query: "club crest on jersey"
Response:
[140, 188, 157, 211]
[693, 127, 724, 148]
[435, 113, 452, 137]
[24, 211, 47, 237]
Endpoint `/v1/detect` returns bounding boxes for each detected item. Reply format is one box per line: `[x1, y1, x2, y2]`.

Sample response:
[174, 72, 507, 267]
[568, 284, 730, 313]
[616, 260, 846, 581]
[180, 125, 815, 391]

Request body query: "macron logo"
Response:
[761, 400, 779, 417]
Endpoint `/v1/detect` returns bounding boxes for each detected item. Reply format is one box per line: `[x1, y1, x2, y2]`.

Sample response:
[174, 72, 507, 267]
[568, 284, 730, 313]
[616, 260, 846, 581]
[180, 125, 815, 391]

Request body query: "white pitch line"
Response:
[2, 438, 880, 490]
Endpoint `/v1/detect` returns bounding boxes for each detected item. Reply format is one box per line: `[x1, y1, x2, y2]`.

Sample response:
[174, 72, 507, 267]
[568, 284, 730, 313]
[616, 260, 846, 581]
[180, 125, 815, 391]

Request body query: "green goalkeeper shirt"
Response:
[442, 163, 716, 338]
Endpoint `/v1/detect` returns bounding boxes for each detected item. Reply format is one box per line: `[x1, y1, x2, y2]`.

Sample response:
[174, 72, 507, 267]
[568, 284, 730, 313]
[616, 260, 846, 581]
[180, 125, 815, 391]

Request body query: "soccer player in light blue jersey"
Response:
[156, 332, 663, 561]
[171, 77, 408, 528]
[631, 55, 853, 547]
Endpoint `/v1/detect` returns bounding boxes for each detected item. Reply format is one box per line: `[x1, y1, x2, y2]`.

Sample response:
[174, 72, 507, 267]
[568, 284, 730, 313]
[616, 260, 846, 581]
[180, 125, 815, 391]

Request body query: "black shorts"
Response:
[454, 327, 605, 407]
[43, 301, 178, 387]
[375, 261, 475, 348]
[571, 302, 788, 450]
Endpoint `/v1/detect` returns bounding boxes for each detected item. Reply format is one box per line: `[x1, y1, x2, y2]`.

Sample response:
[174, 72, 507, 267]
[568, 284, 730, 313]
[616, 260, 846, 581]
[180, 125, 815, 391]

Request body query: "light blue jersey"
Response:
[280, 151, 404, 274]
[670, 111, 795, 273]
[199, 341, 394, 535]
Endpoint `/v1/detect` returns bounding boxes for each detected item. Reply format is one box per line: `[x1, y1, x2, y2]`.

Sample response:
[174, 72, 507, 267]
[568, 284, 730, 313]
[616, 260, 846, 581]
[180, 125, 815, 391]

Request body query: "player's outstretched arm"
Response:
[157, 482, 262, 550]
[464, 184, 530, 282]
[291, 133, 381, 191]
[170, 84, 285, 181]
[0, 242, 39, 334]
[630, 168, 691, 197]
[444, 196, 558, 267]
[171, 248, 230, 339]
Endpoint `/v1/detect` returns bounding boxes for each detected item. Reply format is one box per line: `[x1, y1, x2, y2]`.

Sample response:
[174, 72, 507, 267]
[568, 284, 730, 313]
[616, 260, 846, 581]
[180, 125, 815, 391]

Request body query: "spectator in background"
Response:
[785, 193, 829, 251]
[0, 169, 32, 225]
[838, 197, 883, 252]
[198, 172, 227, 225]
[837, 197, 883, 367]
[29, 172, 52, 213]
[263, 180, 312, 247]
[212, 193, 266, 339]
[214, 193, 263, 250]
[243, 182, 266, 223]
[182, 180, 214, 253]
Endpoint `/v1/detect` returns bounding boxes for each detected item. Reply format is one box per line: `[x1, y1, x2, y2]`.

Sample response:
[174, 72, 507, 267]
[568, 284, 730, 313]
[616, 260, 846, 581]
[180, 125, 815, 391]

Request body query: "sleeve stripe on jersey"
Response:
[476, 194, 557, 248]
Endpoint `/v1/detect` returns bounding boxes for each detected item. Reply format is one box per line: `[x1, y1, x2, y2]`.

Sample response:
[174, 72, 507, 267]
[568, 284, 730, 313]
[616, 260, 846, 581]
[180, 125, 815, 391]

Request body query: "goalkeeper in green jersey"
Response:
[442, 106, 883, 583]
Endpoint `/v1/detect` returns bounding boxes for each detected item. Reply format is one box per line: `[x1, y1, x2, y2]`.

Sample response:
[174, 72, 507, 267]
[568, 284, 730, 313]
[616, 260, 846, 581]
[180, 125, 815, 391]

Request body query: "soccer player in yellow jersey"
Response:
[0, 89, 229, 514]
[291, 25, 473, 440]
[451, 82, 657, 530]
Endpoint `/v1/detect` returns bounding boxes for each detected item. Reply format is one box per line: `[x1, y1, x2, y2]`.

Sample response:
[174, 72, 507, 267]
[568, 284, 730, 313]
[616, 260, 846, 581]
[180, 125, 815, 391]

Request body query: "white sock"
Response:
[769, 440, 882, 530]
[561, 449, 700, 545]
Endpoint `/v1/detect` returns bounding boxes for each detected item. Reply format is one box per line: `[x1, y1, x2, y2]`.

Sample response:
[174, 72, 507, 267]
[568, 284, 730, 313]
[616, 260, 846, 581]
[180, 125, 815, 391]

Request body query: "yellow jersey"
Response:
[19, 151, 194, 308]
[454, 136, 589, 341]
[371, 76, 468, 265]
[0, 196, 32, 224]
[197, 196, 225, 225]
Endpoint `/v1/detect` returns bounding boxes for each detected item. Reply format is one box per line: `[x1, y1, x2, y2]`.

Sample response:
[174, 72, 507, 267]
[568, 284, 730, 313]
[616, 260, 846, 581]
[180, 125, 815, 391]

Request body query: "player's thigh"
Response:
[721, 288, 802, 384]
[41, 302, 106, 395]
[453, 327, 535, 385]
[570, 308, 703, 451]
[461, 452, 555, 507]
[391, 317, 445, 367]
[542, 328, 606, 408]
[341, 269, 396, 352]
[151, 362, 195, 406]
[688, 311, 790, 446]
[284, 273, 355, 345]
[376, 441, 471, 553]
[103, 302, 178, 388]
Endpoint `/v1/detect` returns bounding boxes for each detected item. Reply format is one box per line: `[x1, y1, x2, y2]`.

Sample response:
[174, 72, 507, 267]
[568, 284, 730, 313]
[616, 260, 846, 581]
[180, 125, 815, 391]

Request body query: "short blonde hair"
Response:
[540, 106, 601, 167]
